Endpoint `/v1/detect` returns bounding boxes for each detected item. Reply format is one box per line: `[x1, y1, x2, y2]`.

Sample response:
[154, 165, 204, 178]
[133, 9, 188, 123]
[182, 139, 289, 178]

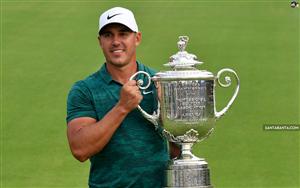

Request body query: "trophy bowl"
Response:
[154, 72, 216, 142]
[130, 36, 240, 188]
[154, 68, 239, 144]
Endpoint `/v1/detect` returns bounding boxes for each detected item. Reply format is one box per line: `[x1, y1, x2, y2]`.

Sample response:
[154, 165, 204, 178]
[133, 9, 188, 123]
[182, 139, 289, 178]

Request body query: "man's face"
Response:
[98, 23, 141, 67]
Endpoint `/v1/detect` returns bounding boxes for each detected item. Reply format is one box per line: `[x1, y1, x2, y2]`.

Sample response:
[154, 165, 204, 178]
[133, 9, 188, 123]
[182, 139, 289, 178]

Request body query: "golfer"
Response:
[66, 7, 179, 188]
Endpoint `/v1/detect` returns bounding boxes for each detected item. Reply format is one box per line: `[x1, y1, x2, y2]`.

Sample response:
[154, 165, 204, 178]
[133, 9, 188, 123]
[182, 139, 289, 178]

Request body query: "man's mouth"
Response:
[111, 49, 124, 53]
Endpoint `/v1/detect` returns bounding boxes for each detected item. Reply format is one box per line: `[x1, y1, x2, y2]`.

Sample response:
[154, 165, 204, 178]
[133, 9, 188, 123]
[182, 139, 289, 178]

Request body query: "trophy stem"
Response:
[177, 142, 200, 161]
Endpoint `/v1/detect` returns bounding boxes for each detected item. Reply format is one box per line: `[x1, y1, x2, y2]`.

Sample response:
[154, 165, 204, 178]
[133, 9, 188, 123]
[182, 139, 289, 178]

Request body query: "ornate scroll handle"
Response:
[129, 71, 160, 127]
[215, 68, 240, 119]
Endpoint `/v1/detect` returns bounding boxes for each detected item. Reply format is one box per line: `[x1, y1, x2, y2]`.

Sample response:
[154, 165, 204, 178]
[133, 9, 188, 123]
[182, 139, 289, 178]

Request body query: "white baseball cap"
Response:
[98, 7, 138, 34]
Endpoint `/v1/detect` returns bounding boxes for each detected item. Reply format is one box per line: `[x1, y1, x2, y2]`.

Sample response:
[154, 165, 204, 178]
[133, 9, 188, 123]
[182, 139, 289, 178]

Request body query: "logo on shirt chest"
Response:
[142, 90, 153, 95]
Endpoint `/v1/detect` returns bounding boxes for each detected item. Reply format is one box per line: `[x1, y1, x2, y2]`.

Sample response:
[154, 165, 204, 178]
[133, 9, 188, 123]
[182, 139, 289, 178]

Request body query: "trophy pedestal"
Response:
[164, 158, 212, 188]
[164, 143, 213, 188]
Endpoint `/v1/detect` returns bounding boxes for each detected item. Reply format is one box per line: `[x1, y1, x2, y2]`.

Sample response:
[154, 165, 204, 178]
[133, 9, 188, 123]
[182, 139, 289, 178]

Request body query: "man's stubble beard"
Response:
[106, 52, 136, 69]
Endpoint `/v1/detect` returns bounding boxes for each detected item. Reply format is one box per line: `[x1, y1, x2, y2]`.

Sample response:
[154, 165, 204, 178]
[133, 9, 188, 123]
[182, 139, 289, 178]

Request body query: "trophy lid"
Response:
[153, 36, 214, 81]
[165, 36, 203, 69]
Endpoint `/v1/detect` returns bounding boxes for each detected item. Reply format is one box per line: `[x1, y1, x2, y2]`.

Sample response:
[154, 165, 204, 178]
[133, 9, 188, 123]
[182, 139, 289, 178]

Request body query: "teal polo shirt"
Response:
[67, 61, 169, 188]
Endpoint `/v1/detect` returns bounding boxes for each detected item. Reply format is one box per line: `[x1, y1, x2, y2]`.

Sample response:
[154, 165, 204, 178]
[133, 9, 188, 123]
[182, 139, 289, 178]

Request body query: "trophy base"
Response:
[163, 157, 213, 188]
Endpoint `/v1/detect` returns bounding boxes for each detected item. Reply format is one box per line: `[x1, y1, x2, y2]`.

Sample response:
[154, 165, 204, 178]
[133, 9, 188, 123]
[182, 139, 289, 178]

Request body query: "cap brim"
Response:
[99, 23, 135, 35]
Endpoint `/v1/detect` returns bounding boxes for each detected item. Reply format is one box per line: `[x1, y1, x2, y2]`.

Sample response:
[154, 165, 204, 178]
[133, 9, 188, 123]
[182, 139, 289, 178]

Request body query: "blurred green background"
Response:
[1, 1, 299, 188]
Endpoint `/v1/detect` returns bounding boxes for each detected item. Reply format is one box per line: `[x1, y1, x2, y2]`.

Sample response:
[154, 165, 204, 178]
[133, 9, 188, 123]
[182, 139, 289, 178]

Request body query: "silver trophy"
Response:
[130, 36, 240, 188]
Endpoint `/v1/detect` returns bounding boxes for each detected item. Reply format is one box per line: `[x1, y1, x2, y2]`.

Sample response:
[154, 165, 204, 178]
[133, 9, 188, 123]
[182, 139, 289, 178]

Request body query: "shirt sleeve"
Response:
[66, 81, 97, 123]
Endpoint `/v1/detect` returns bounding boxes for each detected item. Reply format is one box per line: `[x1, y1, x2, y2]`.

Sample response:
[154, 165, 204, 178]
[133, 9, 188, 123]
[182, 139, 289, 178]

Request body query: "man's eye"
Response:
[102, 33, 112, 38]
[120, 32, 130, 37]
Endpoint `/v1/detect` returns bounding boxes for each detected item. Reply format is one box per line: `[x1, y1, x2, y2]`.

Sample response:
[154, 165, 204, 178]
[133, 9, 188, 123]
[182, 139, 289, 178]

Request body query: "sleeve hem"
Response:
[66, 113, 97, 123]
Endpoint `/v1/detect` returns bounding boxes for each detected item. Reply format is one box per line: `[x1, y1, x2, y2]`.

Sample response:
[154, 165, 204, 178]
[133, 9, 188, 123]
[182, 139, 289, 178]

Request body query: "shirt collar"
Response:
[99, 63, 113, 84]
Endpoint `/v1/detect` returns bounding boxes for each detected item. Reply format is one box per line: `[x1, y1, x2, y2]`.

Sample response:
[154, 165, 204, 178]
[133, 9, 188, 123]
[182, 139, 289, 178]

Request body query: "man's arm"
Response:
[67, 80, 142, 162]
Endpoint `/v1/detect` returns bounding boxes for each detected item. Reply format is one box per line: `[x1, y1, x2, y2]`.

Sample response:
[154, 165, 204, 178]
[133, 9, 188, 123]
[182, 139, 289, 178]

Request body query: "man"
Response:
[66, 7, 179, 188]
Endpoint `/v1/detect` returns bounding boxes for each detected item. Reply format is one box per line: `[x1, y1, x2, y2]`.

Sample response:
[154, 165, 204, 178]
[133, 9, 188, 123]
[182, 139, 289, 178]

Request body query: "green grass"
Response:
[1, 1, 299, 188]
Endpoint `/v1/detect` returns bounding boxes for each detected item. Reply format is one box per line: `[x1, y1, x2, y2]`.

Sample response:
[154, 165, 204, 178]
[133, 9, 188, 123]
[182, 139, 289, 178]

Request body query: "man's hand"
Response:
[117, 80, 143, 113]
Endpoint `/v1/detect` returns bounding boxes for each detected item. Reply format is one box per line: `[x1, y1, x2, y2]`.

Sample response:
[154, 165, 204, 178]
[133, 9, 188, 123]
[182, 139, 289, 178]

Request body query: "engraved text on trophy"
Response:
[163, 80, 214, 122]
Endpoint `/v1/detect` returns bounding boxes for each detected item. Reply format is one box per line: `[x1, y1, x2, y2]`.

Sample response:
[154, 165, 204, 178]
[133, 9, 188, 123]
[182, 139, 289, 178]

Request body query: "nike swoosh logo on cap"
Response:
[107, 13, 122, 20]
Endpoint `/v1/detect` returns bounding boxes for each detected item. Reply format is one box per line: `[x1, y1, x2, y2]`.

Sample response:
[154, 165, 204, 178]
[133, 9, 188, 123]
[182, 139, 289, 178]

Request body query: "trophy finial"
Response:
[178, 36, 189, 52]
[165, 36, 202, 69]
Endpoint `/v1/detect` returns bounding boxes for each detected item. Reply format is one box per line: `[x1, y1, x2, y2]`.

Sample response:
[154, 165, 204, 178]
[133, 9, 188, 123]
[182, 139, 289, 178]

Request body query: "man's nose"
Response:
[112, 35, 121, 46]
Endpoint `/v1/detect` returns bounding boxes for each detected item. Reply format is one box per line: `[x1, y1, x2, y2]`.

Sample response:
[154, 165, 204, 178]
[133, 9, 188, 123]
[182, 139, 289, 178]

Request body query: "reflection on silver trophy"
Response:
[130, 36, 240, 188]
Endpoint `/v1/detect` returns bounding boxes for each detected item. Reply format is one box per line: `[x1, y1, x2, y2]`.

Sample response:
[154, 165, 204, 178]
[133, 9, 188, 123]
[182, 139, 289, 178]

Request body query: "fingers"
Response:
[118, 80, 143, 113]
[124, 80, 139, 91]
[127, 80, 138, 86]
[123, 80, 140, 94]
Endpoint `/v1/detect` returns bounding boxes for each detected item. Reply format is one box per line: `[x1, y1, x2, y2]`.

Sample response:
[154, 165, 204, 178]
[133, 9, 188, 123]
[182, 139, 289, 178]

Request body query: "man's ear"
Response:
[97, 36, 103, 48]
[135, 32, 142, 46]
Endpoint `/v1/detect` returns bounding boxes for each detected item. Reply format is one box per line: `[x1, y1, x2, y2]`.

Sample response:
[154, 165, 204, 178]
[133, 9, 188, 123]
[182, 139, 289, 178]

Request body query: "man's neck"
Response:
[106, 61, 138, 85]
